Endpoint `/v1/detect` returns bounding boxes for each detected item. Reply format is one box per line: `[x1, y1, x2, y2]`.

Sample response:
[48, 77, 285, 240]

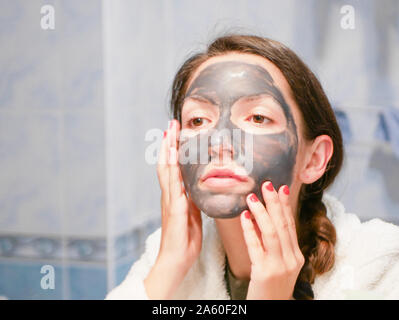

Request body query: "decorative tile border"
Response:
[0, 218, 160, 263]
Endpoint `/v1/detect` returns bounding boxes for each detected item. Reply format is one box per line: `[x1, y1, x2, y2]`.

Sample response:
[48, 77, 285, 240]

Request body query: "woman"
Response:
[106, 34, 399, 300]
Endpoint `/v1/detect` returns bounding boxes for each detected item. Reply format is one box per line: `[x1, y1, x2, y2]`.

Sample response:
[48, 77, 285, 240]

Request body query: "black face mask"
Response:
[178, 61, 298, 219]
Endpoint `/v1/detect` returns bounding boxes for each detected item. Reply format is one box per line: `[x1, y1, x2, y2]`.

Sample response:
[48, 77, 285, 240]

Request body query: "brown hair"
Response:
[170, 34, 343, 299]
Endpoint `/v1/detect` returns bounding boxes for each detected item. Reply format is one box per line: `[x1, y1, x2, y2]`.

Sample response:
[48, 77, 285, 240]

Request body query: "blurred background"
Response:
[0, 0, 398, 299]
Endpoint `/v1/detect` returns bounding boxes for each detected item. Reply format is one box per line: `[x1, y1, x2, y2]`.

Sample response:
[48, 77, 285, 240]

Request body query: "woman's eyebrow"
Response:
[239, 93, 273, 103]
[184, 94, 219, 106]
[235, 93, 286, 113]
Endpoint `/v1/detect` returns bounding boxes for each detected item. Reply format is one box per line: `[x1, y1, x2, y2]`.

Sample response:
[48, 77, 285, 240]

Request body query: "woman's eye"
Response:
[249, 114, 270, 125]
[189, 117, 209, 127]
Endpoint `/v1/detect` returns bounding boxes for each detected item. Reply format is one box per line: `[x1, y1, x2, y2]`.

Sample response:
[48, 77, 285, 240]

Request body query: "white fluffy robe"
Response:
[105, 194, 399, 300]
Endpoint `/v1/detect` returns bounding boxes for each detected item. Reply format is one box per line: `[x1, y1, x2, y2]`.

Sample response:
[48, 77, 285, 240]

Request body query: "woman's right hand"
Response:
[144, 119, 203, 299]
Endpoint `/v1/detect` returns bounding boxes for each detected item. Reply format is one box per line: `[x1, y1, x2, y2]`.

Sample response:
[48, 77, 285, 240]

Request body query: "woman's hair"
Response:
[169, 34, 343, 300]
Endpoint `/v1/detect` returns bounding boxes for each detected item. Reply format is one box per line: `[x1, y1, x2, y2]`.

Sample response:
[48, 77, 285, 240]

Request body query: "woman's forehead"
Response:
[186, 53, 291, 94]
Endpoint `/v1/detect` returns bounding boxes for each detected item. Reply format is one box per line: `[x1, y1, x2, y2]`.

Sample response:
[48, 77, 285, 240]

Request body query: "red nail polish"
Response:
[163, 130, 167, 138]
[244, 210, 251, 219]
[249, 194, 258, 202]
[283, 185, 290, 195]
[265, 182, 274, 191]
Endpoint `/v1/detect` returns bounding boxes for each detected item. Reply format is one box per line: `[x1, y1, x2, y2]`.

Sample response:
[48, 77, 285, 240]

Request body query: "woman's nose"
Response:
[208, 130, 235, 163]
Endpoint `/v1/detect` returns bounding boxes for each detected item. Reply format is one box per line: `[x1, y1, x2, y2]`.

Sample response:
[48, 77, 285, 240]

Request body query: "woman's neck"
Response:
[214, 216, 251, 281]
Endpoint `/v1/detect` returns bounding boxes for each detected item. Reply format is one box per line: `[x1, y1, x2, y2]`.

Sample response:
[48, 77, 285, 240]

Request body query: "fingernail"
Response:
[265, 181, 274, 192]
[283, 185, 290, 195]
[163, 130, 167, 138]
[169, 120, 174, 129]
[244, 210, 251, 219]
[249, 194, 258, 202]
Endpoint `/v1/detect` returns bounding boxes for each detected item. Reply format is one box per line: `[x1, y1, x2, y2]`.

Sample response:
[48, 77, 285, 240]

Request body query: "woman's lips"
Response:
[200, 168, 248, 189]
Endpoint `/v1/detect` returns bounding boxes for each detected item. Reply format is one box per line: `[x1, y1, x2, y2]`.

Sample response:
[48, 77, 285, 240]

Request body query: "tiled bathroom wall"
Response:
[0, 0, 398, 299]
[0, 0, 107, 299]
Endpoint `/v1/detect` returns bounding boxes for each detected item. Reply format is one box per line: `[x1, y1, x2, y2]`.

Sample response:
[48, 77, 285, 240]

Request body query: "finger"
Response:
[169, 119, 185, 196]
[246, 193, 282, 257]
[157, 129, 170, 193]
[179, 164, 186, 194]
[262, 181, 296, 264]
[167, 119, 179, 150]
[188, 197, 202, 238]
[168, 146, 183, 200]
[240, 210, 264, 263]
[252, 217, 263, 242]
[278, 185, 305, 265]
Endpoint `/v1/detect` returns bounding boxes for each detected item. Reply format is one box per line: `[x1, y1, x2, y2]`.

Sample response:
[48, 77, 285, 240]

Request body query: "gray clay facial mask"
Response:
[178, 61, 298, 219]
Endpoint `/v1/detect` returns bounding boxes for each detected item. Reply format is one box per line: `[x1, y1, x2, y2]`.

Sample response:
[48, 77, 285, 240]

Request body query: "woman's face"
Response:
[179, 53, 305, 219]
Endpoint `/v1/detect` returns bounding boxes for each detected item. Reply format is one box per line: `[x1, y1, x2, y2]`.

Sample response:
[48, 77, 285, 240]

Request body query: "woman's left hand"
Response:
[240, 181, 305, 300]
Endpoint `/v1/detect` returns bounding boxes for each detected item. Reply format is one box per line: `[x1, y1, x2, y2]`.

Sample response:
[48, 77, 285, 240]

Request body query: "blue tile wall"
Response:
[0, 260, 63, 300]
[68, 264, 107, 300]
[115, 257, 136, 288]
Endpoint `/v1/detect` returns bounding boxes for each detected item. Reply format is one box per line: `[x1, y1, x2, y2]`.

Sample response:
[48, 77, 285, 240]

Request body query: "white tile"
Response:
[63, 111, 106, 237]
[0, 112, 62, 235]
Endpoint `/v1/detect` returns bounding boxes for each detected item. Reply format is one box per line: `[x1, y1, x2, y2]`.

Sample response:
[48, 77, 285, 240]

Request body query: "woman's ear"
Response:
[299, 135, 334, 184]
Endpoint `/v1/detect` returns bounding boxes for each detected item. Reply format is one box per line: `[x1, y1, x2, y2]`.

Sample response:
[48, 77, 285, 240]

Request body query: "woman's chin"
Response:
[199, 194, 247, 219]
